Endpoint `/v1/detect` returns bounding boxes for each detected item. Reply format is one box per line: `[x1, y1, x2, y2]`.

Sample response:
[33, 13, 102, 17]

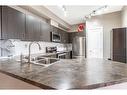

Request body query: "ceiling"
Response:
[44, 6, 123, 25]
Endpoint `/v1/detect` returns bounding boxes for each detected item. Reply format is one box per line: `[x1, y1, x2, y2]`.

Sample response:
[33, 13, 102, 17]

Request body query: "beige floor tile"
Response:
[0, 72, 41, 89]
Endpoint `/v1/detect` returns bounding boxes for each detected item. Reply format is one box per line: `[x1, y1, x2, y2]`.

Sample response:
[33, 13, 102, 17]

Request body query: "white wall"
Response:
[86, 11, 122, 60]
[69, 23, 86, 32]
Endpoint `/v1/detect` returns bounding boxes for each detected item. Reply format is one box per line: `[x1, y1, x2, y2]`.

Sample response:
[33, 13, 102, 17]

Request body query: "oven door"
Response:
[58, 53, 66, 59]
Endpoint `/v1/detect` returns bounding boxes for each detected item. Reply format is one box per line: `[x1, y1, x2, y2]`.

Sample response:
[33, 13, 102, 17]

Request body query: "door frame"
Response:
[86, 26, 103, 58]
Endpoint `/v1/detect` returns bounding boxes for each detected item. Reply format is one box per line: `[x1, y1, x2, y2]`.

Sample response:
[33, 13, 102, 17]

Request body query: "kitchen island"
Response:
[0, 58, 127, 89]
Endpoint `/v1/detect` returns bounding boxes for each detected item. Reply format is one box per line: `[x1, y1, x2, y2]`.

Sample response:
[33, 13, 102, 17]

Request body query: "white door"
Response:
[86, 27, 103, 58]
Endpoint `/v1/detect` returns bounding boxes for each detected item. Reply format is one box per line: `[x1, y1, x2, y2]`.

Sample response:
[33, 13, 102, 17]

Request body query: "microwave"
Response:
[51, 32, 61, 42]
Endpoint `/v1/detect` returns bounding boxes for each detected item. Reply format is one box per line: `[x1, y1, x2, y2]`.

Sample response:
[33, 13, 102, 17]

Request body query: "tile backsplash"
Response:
[0, 39, 72, 57]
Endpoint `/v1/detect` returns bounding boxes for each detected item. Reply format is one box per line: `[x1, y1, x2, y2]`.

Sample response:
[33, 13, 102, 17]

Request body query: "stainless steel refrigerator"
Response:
[72, 36, 86, 58]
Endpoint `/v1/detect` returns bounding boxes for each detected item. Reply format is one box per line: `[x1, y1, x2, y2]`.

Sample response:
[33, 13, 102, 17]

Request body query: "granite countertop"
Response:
[0, 58, 127, 89]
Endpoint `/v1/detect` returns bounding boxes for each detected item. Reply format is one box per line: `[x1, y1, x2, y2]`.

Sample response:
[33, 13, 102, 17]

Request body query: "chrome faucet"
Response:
[28, 42, 41, 63]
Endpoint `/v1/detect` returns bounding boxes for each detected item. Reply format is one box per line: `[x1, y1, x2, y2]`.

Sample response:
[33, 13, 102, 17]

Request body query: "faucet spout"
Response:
[28, 42, 41, 63]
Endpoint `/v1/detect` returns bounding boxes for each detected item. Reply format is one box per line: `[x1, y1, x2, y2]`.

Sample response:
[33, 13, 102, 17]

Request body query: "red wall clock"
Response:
[78, 23, 85, 32]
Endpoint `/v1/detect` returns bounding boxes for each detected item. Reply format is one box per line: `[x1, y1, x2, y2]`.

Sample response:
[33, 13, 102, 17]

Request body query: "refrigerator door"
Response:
[72, 37, 86, 57]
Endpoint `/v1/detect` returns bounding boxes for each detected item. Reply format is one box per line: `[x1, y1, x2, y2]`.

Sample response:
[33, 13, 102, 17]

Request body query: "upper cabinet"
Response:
[25, 15, 41, 41]
[40, 21, 51, 42]
[58, 28, 69, 43]
[0, 6, 69, 43]
[0, 7, 1, 39]
[51, 26, 58, 33]
[2, 6, 25, 40]
[51, 26, 69, 43]
[25, 15, 51, 41]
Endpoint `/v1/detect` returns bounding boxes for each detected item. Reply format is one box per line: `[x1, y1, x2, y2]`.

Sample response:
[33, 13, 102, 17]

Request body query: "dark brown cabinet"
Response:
[0, 7, 1, 39]
[68, 33, 74, 43]
[50, 26, 70, 43]
[40, 21, 51, 42]
[51, 26, 58, 33]
[33, 18, 41, 41]
[65, 52, 71, 59]
[57, 28, 69, 43]
[25, 15, 41, 41]
[2, 6, 25, 40]
[61, 30, 66, 43]
[59, 29, 64, 43]
[64, 32, 69, 43]
[0, 6, 69, 42]
[112, 28, 127, 63]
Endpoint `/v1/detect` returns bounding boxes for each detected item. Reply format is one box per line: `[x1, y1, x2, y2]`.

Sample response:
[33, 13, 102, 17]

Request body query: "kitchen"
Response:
[0, 5, 127, 89]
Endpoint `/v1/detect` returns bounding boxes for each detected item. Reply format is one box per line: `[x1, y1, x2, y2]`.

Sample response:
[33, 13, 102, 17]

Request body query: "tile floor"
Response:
[0, 72, 41, 89]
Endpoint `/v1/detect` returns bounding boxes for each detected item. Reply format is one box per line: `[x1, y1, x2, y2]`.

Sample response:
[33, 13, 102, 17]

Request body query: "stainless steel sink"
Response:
[19, 55, 59, 67]
[30, 57, 59, 67]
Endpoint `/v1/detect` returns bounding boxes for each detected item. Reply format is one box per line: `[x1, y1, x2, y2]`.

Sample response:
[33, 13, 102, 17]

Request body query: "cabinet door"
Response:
[113, 28, 126, 63]
[0, 6, 1, 39]
[41, 22, 51, 42]
[64, 32, 69, 43]
[51, 26, 58, 33]
[61, 31, 66, 43]
[26, 15, 41, 41]
[57, 29, 63, 43]
[68, 33, 73, 43]
[2, 6, 25, 40]
[25, 15, 34, 41]
[60, 29, 68, 43]
[65, 52, 70, 59]
[33, 18, 41, 41]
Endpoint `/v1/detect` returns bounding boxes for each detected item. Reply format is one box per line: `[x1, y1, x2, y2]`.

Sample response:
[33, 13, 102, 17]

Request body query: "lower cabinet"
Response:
[57, 51, 72, 59]
[65, 52, 71, 59]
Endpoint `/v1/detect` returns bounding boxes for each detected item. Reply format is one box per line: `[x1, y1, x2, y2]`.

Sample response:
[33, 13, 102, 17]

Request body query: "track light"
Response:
[58, 5, 67, 17]
[84, 5, 108, 21]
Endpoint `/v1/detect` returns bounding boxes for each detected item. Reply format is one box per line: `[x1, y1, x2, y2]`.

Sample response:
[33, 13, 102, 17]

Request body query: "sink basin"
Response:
[37, 58, 58, 64]
[18, 56, 59, 67]
[31, 57, 59, 67]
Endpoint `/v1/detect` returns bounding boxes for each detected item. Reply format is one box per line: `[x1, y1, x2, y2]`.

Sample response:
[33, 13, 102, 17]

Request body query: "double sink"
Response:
[32, 57, 59, 67]
[21, 56, 60, 67]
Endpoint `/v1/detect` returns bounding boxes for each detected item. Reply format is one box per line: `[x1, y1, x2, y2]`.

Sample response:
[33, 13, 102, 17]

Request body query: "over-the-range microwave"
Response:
[51, 32, 61, 42]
